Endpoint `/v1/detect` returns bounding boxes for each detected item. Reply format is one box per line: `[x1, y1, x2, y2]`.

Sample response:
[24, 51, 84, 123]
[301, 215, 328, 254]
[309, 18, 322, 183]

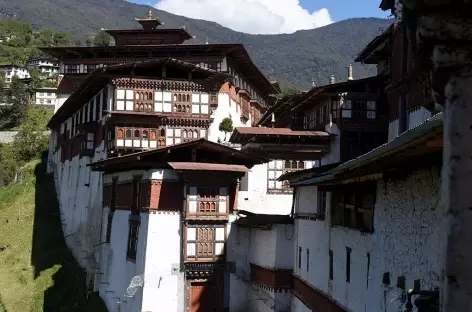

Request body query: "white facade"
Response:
[35, 88, 57, 106]
[227, 221, 294, 312]
[28, 59, 60, 77]
[0, 65, 30, 83]
[292, 167, 442, 312]
[388, 107, 432, 142]
[47, 70, 289, 311]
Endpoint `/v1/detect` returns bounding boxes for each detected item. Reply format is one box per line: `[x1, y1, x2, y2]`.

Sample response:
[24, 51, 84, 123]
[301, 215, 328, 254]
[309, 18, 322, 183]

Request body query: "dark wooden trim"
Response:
[250, 263, 292, 291]
[292, 274, 348, 312]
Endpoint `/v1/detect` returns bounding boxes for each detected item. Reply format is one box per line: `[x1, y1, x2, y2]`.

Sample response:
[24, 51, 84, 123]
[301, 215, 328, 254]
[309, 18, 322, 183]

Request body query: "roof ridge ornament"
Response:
[148, 7, 153, 19]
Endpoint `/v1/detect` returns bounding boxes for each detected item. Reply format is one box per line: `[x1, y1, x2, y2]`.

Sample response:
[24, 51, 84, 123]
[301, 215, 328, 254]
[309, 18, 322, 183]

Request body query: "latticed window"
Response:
[185, 226, 225, 259]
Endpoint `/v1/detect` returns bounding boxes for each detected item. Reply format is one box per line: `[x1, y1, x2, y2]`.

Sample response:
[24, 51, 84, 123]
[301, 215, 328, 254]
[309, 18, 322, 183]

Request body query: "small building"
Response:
[282, 14, 443, 312]
[34, 87, 57, 107]
[227, 211, 294, 312]
[285, 113, 442, 312]
[27, 58, 60, 77]
[0, 65, 30, 83]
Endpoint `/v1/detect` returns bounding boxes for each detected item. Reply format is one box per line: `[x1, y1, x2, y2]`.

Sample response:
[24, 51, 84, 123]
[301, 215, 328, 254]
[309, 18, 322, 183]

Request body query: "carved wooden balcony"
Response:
[186, 187, 229, 220]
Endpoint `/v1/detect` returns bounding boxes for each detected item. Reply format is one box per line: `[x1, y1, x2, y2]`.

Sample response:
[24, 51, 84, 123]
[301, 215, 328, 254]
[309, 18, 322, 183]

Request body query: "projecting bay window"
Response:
[185, 225, 226, 261]
[331, 181, 376, 233]
[80, 133, 94, 156]
[187, 186, 228, 218]
[339, 98, 377, 120]
[267, 160, 305, 194]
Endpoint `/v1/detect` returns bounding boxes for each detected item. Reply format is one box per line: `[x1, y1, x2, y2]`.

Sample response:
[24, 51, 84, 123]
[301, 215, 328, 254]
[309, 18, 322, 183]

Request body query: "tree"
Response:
[53, 32, 70, 46]
[85, 37, 94, 47]
[5, 77, 29, 128]
[219, 117, 234, 141]
[93, 31, 111, 47]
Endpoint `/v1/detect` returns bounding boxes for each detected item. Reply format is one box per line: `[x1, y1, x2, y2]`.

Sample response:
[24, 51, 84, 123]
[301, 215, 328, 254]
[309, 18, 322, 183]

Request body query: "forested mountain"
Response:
[0, 0, 392, 89]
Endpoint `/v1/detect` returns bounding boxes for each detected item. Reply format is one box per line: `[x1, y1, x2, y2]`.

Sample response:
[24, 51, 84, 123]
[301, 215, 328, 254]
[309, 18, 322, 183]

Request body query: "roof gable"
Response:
[90, 138, 268, 173]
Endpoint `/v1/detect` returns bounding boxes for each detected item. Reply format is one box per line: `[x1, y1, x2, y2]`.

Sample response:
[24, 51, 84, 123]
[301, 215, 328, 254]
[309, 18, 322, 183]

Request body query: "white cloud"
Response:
[155, 0, 333, 34]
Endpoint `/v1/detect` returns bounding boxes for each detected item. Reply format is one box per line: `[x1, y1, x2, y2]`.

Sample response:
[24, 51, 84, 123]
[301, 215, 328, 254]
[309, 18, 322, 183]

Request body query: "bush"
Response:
[219, 117, 234, 141]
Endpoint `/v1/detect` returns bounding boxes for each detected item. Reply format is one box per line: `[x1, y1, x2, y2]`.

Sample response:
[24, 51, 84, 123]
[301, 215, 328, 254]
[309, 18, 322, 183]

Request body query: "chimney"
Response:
[330, 75, 336, 84]
[348, 64, 353, 81]
[311, 78, 316, 87]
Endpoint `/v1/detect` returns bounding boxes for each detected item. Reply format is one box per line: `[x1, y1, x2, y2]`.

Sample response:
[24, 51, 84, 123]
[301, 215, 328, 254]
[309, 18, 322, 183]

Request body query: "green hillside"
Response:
[0, 160, 107, 312]
[0, 0, 392, 89]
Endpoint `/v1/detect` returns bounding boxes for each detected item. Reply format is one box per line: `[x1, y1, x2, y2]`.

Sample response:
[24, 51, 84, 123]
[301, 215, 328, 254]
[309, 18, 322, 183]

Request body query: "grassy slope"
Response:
[0, 160, 107, 312]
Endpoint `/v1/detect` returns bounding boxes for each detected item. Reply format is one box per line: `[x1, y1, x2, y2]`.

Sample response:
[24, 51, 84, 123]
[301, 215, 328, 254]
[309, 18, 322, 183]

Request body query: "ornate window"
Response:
[134, 90, 153, 112]
[134, 129, 140, 138]
[187, 186, 227, 217]
[142, 130, 148, 139]
[185, 225, 225, 260]
[125, 129, 132, 138]
[150, 130, 156, 140]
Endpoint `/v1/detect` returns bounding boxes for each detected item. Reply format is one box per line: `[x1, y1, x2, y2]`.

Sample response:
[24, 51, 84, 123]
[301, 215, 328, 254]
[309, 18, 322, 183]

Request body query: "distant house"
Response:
[34, 87, 57, 107]
[0, 65, 30, 84]
[27, 58, 60, 77]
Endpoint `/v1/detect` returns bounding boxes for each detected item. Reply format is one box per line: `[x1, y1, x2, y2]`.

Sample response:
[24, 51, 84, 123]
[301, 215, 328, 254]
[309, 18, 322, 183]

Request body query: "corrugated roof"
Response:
[291, 173, 335, 186]
[167, 162, 249, 173]
[292, 113, 443, 186]
[233, 127, 329, 137]
[233, 213, 293, 227]
[334, 112, 443, 173]
[278, 162, 341, 182]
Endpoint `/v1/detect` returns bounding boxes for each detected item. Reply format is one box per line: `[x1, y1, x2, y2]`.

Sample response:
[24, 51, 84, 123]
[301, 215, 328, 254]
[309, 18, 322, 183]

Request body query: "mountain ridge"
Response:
[0, 0, 392, 89]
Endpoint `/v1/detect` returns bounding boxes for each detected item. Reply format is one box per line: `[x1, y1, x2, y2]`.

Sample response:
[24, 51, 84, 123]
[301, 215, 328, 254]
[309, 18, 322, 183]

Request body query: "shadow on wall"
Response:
[31, 158, 108, 311]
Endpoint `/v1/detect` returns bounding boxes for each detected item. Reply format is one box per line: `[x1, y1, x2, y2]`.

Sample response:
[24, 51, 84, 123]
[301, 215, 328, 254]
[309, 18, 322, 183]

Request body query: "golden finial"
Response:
[148, 7, 153, 19]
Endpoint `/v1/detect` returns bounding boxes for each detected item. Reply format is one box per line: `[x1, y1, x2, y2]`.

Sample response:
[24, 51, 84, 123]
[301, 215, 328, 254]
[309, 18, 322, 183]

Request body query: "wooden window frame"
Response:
[134, 90, 154, 112]
[298, 246, 302, 269]
[102, 87, 108, 111]
[89, 98, 94, 121]
[331, 182, 376, 233]
[105, 211, 113, 244]
[329, 250, 333, 280]
[185, 224, 226, 260]
[317, 189, 327, 220]
[131, 176, 142, 214]
[346, 247, 352, 283]
[306, 249, 310, 272]
[126, 215, 140, 261]
[95, 93, 101, 121]
[267, 160, 305, 194]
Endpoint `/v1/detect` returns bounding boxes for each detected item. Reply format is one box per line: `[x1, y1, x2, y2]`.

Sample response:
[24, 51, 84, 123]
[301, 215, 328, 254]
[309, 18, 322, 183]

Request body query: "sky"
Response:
[128, 0, 391, 35]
